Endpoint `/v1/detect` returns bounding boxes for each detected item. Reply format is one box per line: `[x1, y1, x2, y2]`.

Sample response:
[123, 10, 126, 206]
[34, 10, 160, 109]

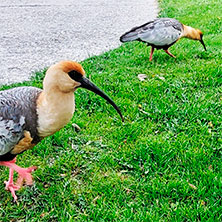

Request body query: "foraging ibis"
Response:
[0, 61, 123, 201]
[120, 18, 206, 61]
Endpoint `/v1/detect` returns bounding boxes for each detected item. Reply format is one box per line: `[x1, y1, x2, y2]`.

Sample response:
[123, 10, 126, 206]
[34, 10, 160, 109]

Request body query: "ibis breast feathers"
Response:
[120, 18, 184, 47]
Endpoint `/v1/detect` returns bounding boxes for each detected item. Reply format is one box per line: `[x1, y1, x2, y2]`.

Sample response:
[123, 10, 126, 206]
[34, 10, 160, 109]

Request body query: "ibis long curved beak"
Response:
[200, 39, 207, 51]
[78, 77, 124, 122]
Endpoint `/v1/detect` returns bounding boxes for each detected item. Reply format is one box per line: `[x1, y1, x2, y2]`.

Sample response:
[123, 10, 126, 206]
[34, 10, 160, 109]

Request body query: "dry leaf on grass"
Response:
[137, 74, 147, 81]
[188, 183, 197, 190]
[208, 121, 214, 128]
[156, 75, 165, 80]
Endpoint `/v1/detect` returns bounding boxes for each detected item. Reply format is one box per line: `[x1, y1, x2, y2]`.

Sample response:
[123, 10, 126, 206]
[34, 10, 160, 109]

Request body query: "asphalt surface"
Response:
[0, 0, 158, 85]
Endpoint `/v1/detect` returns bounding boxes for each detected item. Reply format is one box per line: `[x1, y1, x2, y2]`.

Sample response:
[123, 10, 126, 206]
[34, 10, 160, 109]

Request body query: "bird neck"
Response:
[182, 25, 201, 40]
[36, 88, 75, 138]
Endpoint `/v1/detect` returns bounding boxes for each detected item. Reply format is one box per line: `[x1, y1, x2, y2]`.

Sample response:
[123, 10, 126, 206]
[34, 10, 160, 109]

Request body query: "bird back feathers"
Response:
[120, 18, 184, 46]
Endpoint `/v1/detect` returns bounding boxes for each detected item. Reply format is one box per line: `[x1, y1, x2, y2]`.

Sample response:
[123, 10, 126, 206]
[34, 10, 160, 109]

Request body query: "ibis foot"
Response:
[0, 158, 37, 201]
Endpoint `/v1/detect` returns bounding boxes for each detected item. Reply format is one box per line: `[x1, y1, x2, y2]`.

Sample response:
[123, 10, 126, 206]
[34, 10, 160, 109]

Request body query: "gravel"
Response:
[0, 0, 158, 85]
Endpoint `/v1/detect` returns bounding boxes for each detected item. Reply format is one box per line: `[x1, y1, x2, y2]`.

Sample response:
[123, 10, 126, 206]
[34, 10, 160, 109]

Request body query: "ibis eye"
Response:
[68, 70, 83, 82]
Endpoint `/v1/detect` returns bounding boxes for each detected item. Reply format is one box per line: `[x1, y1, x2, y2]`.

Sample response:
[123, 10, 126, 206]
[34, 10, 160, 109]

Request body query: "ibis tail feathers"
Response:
[120, 29, 140, 42]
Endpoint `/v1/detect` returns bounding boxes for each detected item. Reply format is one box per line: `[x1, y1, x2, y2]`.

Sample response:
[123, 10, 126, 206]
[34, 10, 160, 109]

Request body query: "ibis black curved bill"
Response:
[200, 39, 207, 51]
[78, 77, 124, 122]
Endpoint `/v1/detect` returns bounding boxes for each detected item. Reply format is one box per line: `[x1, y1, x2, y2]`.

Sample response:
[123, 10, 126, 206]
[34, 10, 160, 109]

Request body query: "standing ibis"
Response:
[120, 18, 206, 61]
[0, 61, 123, 201]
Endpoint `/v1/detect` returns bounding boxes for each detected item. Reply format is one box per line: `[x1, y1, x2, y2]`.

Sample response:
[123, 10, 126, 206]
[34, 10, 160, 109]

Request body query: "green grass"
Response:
[0, 0, 222, 221]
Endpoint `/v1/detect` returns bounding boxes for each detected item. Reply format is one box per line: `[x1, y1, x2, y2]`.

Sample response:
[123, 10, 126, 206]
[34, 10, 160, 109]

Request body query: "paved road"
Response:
[0, 0, 158, 85]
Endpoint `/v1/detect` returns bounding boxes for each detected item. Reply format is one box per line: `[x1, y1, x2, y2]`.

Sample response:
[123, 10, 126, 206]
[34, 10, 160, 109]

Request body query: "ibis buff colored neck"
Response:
[36, 89, 75, 138]
[36, 62, 81, 138]
[181, 25, 202, 40]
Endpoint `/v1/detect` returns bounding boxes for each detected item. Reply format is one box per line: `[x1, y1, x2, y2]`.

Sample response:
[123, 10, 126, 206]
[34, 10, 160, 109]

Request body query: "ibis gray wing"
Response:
[0, 86, 42, 156]
[138, 18, 183, 46]
[0, 101, 25, 156]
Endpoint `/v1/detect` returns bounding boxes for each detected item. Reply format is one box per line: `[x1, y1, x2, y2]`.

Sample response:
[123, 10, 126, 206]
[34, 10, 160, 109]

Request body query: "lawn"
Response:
[0, 0, 222, 221]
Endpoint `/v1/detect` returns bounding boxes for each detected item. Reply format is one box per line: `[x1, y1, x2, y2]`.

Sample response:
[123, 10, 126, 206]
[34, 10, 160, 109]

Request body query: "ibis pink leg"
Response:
[164, 49, 176, 58]
[0, 158, 37, 201]
[4, 168, 20, 201]
[149, 47, 155, 61]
